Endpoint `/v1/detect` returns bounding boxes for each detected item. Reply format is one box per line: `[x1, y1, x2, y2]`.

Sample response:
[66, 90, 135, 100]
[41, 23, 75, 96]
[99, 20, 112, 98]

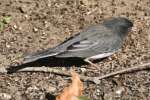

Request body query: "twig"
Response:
[90, 62, 150, 84]
[19, 67, 71, 76]
[18, 67, 96, 83]
[3, 62, 150, 84]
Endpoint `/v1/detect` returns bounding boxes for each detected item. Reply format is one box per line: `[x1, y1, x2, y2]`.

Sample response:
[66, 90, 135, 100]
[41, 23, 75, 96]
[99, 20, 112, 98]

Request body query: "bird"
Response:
[21, 17, 133, 68]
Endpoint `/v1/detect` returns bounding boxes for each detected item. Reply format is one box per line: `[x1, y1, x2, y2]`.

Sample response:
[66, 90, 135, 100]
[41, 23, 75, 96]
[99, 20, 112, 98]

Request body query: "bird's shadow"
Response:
[45, 93, 56, 100]
[7, 57, 105, 74]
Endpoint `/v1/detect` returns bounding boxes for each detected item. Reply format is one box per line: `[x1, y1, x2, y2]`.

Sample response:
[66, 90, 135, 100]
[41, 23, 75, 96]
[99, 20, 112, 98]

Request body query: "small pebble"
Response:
[13, 25, 18, 29]
[80, 68, 87, 72]
[6, 44, 10, 48]
[115, 86, 126, 97]
[33, 27, 38, 32]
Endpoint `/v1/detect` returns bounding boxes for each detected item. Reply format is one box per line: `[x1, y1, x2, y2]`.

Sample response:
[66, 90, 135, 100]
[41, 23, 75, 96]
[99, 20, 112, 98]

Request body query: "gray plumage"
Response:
[24, 17, 133, 64]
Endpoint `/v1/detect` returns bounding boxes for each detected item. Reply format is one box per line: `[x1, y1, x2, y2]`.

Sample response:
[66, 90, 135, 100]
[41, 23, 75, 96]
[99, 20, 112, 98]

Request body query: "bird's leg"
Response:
[84, 58, 100, 70]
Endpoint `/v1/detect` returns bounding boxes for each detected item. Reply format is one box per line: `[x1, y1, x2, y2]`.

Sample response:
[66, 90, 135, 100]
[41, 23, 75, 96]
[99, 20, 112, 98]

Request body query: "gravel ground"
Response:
[0, 0, 150, 100]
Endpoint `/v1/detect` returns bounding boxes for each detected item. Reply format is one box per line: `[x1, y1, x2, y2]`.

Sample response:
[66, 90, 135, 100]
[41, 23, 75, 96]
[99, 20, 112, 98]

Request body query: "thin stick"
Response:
[19, 67, 71, 76]
[19, 67, 96, 83]
[89, 62, 150, 84]
[3, 62, 150, 84]
[16, 62, 150, 84]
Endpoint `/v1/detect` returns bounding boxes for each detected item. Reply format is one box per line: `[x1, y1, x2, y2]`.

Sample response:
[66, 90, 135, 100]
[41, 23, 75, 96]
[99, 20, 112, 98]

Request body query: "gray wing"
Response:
[56, 26, 123, 58]
[56, 33, 122, 58]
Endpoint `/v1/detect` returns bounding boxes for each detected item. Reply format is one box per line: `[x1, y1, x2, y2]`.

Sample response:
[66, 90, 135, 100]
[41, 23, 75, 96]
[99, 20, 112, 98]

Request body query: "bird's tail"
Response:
[23, 49, 59, 64]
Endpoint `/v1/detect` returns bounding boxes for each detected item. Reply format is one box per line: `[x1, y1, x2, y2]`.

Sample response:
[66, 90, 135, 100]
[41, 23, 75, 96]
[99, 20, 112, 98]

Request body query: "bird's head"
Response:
[103, 17, 133, 37]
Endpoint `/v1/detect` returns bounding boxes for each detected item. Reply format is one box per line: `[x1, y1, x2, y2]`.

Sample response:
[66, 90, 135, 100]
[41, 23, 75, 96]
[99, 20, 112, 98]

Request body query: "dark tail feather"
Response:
[23, 49, 59, 64]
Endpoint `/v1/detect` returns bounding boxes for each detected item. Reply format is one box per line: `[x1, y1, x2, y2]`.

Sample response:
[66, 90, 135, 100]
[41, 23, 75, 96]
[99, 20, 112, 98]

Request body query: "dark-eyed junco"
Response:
[23, 17, 133, 67]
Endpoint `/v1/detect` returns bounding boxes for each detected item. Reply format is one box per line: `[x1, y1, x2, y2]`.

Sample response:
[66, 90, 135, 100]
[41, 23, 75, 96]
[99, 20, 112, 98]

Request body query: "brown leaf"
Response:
[56, 69, 83, 100]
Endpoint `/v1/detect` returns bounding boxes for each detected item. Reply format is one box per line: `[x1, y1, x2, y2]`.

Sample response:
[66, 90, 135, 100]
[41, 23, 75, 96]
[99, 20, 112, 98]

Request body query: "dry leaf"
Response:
[56, 69, 83, 100]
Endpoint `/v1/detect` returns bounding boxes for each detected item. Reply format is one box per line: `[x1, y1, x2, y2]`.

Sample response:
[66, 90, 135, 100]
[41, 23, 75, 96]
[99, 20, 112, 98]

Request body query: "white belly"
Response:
[88, 52, 114, 59]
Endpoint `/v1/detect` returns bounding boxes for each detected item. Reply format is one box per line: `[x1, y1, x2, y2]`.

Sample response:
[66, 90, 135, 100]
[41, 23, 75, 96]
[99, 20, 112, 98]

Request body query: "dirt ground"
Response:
[0, 0, 150, 100]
